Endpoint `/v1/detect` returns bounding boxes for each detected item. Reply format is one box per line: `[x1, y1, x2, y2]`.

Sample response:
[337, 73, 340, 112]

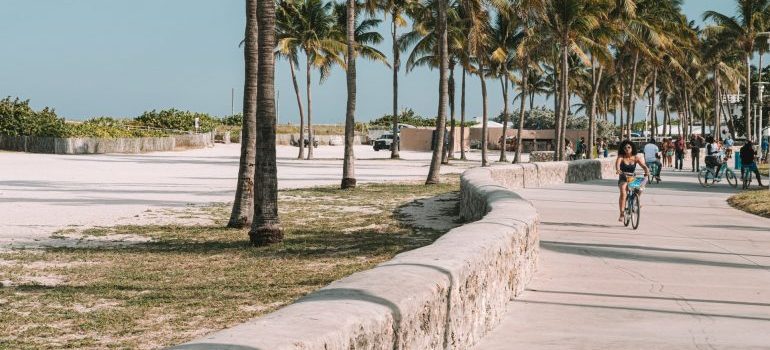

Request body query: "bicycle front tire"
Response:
[631, 195, 640, 229]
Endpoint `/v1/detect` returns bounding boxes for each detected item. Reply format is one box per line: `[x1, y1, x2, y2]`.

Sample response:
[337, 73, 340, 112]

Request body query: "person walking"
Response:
[739, 140, 766, 187]
[674, 136, 685, 170]
[762, 137, 769, 164]
[565, 139, 576, 160]
[643, 138, 662, 182]
[664, 138, 674, 167]
[690, 134, 702, 172]
[602, 138, 609, 158]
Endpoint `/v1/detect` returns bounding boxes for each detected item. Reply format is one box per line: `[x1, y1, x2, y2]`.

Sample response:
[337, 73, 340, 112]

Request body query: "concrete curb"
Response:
[171, 158, 613, 350]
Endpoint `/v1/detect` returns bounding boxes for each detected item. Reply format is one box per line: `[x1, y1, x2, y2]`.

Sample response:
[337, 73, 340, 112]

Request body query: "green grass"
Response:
[0, 177, 460, 349]
[728, 188, 770, 218]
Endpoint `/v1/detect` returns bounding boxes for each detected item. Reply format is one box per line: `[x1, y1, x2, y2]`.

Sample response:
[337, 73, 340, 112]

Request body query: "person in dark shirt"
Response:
[740, 140, 766, 187]
[690, 134, 702, 172]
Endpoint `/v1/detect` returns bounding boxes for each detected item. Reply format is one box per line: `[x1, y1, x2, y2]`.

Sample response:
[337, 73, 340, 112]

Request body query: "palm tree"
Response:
[489, 10, 521, 163]
[704, 0, 770, 140]
[288, 0, 344, 160]
[276, 0, 307, 159]
[250, 0, 283, 245]
[341, 0, 357, 189]
[426, 0, 450, 184]
[229, 0, 258, 228]
[545, 0, 604, 160]
[379, 0, 411, 159]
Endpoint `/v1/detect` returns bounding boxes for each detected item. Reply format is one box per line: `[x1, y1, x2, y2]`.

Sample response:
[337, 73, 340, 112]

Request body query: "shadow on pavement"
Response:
[541, 241, 769, 270]
[526, 289, 770, 308]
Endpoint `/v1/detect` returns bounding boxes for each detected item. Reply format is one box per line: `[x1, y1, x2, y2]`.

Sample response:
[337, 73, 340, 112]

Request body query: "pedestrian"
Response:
[690, 134, 701, 172]
[674, 136, 685, 170]
[739, 140, 766, 187]
[762, 137, 769, 164]
[596, 138, 604, 158]
[602, 138, 609, 158]
[576, 137, 585, 160]
[565, 139, 575, 160]
[664, 138, 674, 167]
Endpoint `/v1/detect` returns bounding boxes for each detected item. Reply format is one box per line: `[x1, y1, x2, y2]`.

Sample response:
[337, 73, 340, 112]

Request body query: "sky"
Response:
[0, 0, 736, 124]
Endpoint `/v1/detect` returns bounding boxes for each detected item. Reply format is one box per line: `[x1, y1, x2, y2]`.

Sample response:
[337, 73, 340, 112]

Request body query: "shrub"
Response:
[0, 97, 67, 137]
[220, 114, 243, 126]
[135, 109, 217, 133]
[370, 108, 476, 128]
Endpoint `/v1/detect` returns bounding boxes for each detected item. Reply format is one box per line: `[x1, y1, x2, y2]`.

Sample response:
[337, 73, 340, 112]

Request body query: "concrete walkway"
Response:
[474, 168, 770, 349]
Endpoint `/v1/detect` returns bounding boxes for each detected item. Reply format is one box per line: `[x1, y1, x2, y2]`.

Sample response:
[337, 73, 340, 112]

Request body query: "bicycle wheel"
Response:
[631, 195, 640, 229]
[725, 169, 737, 188]
[698, 169, 714, 187]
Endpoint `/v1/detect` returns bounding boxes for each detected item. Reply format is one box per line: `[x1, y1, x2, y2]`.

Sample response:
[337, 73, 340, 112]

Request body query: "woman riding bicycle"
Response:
[616, 140, 651, 222]
[704, 135, 723, 172]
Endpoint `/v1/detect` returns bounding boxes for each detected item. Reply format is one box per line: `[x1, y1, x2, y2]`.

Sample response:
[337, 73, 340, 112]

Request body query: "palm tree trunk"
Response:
[619, 76, 624, 138]
[514, 63, 528, 163]
[588, 58, 603, 160]
[627, 51, 639, 139]
[480, 63, 489, 167]
[341, 0, 356, 189]
[250, 0, 282, 245]
[650, 68, 657, 139]
[461, 66, 467, 160]
[229, 0, 258, 228]
[448, 61, 457, 161]
[530, 91, 535, 110]
[714, 66, 721, 141]
[499, 75, 509, 162]
[664, 94, 671, 137]
[443, 64, 455, 165]
[290, 59, 305, 159]
[426, 0, 448, 184]
[746, 53, 752, 142]
[559, 41, 570, 160]
[305, 56, 314, 159]
[685, 88, 693, 136]
[390, 10, 400, 159]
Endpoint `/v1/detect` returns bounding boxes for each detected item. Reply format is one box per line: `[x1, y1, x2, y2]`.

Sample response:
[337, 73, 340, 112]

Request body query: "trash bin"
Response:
[735, 151, 742, 170]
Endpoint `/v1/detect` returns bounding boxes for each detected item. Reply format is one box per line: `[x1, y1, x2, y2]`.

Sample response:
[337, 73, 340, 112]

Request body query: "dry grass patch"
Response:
[0, 176, 460, 349]
[728, 188, 770, 218]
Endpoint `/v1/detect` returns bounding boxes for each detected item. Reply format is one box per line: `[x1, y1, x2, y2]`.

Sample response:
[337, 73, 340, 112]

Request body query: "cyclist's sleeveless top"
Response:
[618, 158, 636, 184]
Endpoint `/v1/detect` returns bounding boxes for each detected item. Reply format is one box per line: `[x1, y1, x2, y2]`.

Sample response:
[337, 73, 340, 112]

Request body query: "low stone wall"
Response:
[0, 132, 213, 154]
[173, 158, 613, 350]
[276, 134, 364, 146]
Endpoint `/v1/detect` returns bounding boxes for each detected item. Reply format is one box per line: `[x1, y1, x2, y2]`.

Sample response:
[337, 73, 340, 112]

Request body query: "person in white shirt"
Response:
[643, 138, 662, 181]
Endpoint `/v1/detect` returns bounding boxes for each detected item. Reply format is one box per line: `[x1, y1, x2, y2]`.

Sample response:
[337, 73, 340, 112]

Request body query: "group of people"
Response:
[565, 137, 609, 160]
[613, 133, 767, 223]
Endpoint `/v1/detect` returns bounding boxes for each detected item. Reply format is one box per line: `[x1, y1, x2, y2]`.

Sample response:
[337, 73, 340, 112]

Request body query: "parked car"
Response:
[373, 133, 397, 151]
[291, 135, 319, 148]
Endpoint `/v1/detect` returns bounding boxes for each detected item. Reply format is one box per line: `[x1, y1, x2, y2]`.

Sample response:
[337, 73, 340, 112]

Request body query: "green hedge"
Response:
[1, 98, 235, 138]
[0, 97, 67, 137]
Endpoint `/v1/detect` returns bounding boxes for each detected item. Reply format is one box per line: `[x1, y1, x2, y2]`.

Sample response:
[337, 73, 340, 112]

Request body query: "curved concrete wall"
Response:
[0, 132, 213, 154]
[173, 158, 613, 350]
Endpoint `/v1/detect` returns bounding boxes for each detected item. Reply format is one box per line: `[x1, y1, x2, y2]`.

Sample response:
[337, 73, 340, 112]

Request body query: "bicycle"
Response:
[698, 160, 737, 188]
[622, 172, 646, 230]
